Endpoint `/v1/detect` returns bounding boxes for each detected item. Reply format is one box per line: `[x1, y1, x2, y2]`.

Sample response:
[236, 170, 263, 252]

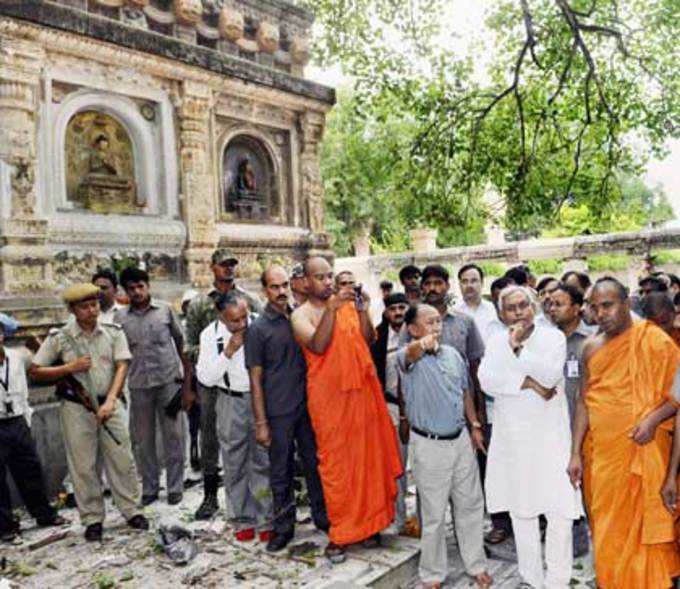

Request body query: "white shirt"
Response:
[0, 347, 32, 422]
[100, 302, 126, 324]
[454, 298, 499, 344]
[196, 320, 250, 392]
[479, 323, 582, 519]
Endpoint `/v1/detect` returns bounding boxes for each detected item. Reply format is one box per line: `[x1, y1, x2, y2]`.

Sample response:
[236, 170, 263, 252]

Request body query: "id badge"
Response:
[566, 359, 580, 378]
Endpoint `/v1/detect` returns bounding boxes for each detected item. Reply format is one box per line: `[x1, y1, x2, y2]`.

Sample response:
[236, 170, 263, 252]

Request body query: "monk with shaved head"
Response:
[568, 277, 680, 588]
[291, 257, 402, 563]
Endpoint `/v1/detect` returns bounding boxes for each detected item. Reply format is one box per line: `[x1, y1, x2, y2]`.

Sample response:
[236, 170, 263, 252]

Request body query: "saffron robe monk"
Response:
[568, 277, 680, 589]
[291, 257, 402, 563]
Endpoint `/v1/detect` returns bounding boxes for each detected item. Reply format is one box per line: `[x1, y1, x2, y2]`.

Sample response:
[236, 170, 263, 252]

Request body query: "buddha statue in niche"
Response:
[66, 111, 142, 214]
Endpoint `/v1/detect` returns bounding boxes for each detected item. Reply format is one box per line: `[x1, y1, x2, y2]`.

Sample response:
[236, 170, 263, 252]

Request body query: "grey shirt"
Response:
[397, 344, 468, 436]
[399, 309, 485, 362]
[115, 299, 183, 389]
[563, 320, 596, 423]
[244, 304, 306, 418]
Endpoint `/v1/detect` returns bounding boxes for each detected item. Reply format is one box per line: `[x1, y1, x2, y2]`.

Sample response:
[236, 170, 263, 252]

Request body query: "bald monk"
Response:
[291, 257, 402, 563]
[568, 277, 680, 588]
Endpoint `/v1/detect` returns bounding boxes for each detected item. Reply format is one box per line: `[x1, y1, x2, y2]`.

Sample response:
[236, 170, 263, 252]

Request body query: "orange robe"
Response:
[301, 303, 402, 545]
[585, 320, 680, 588]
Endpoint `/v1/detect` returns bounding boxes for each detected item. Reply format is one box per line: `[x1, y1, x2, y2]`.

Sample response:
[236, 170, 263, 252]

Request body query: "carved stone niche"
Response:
[222, 134, 278, 222]
[65, 111, 143, 215]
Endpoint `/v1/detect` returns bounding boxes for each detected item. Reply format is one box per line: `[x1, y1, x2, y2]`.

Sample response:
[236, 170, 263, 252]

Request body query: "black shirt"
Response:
[244, 303, 306, 418]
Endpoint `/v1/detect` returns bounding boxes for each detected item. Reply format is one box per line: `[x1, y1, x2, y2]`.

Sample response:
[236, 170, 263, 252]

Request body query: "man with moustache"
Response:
[292, 257, 401, 563]
[92, 268, 124, 323]
[371, 292, 410, 531]
[196, 293, 272, 542]
[569, 278, 680, 588]
[185, 248, 263, 519]
[480, 285, 581, 588]
[548, 283, 595, 557]
[115, 267, 192, 506]
[245, 266, 328, 552]
[30, 284, 147, 542]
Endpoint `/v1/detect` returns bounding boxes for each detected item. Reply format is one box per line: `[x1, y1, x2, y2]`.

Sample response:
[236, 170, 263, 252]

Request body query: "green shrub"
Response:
[528, 258, 564, 276]
[478, 261, 506, 278]
[653, 249, 680, 266]
[587, 254, 631, 271]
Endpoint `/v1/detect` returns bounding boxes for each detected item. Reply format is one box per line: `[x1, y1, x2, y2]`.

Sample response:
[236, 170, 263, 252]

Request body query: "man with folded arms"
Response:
[397, 303, 490, 589]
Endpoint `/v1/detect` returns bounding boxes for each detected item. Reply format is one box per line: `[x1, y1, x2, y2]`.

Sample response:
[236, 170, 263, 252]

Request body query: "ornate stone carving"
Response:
[173, 0, 203, 25]
[10, 158, 36, 217]
[95, 0, 124, 6]
[256, 22, 279, 54]
[218, 7, 244, 41]
[127, 0, 149, 7]
[290, 37, 310, 65]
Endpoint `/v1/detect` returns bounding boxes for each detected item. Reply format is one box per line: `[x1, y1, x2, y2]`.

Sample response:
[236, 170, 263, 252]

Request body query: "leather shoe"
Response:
[141, 494, 158, 506]
[127, 514, 149, 531]
[167, 492, 183, 505]
[266, 532, 293, 553]
[84, 523, 103, 542]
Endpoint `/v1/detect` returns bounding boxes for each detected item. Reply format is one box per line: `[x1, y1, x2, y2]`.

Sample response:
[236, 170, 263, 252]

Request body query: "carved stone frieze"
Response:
[218, 7, 243, 41]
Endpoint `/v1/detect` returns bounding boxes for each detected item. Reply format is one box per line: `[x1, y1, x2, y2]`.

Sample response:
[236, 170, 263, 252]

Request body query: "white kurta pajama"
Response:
[479, 323, 582, 589]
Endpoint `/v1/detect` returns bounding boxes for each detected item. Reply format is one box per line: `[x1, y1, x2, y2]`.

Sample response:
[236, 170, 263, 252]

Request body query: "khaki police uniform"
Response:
[33, 316, 142, 526]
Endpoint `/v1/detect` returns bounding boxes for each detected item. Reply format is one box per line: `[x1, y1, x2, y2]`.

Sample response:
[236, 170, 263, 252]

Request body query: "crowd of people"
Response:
[2, 251, 680, 589]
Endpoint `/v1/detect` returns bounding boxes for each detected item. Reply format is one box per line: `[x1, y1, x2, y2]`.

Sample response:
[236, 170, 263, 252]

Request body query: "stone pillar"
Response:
[298, 110, 326, 234]
[0, 35, 54, 295]
[177, 81, 218, 288]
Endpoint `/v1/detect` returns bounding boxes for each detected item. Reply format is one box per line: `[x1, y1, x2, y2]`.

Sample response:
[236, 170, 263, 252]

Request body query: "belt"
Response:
[217, 388, 247, 398]
[411, 425, 462, 441]
[0, 415, 23, 423]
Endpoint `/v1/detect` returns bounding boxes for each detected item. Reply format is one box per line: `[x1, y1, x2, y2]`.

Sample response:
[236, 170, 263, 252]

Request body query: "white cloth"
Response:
[99, 302, 125, 324]
[512, 513, 573, 588]
[0, 347, 32, 422]
[479, 323, 582, 519]
[454, 298, 498, 344]
[196, 320, 250, 391]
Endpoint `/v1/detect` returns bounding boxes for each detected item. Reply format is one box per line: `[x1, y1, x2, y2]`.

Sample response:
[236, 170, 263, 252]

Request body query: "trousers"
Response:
[412, 428, 486, 583]
[0, 416, 55, 532]
[60, 400, 141, 526]
[198, 383, 220, 477]
[268, 404, 328, 536]
[129, 383, 185, 497]
[511, 513, 573, 588]
[216, 391, 272, 530]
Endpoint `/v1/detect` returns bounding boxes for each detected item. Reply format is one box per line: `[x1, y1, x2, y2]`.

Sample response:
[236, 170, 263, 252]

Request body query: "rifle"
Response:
[55, 374, 122, 446]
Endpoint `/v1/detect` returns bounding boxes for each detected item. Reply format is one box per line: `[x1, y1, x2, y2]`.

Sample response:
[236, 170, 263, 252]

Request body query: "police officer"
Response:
[184, 249, 262, 520]
[0, 314, 67, 541]
[30, 284, 148, 542]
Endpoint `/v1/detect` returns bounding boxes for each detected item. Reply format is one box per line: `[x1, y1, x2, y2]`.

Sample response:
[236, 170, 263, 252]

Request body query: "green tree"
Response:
[299, 0, 678, 242]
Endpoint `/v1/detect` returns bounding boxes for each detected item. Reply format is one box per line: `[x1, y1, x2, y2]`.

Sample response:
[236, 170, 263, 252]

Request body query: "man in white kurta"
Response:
[479, 286, 582, 588]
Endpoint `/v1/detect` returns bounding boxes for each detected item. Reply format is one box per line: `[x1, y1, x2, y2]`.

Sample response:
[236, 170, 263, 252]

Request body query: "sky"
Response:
[307, 0, 680, 220]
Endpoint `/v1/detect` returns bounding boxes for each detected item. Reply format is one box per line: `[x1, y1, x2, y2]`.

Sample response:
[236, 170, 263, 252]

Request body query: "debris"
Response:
[181, 554, 212, 585]
[94, 554, 132, 570]
[156, 521, 199, 565]
[0, 579, 11, 589]
[28, 530, 70, 551]
[119, 570, 134, 583]
[288, 541, 318, 557]
[93, 572, 116, 589]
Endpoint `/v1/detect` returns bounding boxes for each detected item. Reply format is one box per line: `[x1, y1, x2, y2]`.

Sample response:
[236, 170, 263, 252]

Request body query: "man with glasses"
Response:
[184, 248, 263, 520]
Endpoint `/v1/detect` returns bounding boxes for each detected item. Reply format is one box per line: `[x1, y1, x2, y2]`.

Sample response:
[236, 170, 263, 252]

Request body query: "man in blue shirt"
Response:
[398, 304, 490, 589]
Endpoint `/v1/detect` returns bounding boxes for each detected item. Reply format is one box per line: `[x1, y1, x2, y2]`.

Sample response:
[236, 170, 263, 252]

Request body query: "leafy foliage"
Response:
[300, 0, 678, 251]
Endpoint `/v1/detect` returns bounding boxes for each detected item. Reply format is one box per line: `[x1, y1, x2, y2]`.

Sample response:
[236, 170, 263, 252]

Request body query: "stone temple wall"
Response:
[0, 0, 335, 333]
